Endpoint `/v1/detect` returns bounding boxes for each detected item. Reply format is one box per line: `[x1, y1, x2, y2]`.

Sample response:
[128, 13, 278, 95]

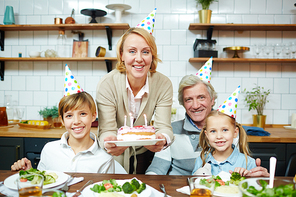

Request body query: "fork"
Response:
[159, 184, 168, 197]
[60, 175, 74, 192]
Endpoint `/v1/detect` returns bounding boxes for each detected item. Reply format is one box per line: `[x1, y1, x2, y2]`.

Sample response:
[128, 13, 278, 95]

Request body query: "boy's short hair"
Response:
[58, 92, 96, 121]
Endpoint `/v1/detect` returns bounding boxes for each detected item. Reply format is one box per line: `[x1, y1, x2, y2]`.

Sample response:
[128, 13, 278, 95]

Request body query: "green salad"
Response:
[19, 168, 57, 185]
[90, 178, 146, 194]
[241, 179, 296, 197]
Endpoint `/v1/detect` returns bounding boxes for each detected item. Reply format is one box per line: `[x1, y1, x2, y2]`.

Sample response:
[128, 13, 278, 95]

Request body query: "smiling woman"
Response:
[96, 27, 174, 174]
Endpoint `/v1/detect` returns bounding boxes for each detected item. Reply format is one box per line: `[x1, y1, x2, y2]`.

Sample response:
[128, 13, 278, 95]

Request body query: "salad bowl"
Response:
[238, 177, 296, 197]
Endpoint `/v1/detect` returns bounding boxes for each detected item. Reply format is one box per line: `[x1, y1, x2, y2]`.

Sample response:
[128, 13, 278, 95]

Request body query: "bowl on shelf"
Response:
[29, 51, 41, 57]
[238, 177, 296, 197]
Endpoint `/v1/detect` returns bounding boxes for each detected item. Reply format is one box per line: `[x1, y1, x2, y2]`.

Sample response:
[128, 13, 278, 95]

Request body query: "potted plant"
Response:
[244, 85, 271, 128]
[38, 106, 59, 127]
[195, 0, 218, 23]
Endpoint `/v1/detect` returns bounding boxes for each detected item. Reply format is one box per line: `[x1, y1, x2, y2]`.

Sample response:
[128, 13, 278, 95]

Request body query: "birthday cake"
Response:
[117, 125, 156, 141]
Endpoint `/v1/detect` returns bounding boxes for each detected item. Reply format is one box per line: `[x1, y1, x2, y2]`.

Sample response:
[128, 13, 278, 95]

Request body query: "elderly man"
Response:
[146, 74, 269, 177]
[146, 74, 216, 175]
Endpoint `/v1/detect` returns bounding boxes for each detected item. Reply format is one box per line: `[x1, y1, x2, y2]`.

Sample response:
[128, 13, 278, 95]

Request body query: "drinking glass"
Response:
[253, 44, 262, 58]
[17, 107, 25, 122]
[188, 177, 214, 197]
[290, 42, 296, 59]
[53, 117, 63, 128]
[274, 43, 282, 59]
[264, 44, 273, 58]
[283, 43, 290, 58]
[17, 174, 44, 197]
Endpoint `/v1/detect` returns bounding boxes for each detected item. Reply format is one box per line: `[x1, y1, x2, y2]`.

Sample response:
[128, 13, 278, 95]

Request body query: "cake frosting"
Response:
[117, 125, 156, 141]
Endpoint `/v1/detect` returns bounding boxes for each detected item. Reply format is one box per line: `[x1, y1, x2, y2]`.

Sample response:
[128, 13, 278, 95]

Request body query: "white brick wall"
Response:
[0, 0, 296, 124]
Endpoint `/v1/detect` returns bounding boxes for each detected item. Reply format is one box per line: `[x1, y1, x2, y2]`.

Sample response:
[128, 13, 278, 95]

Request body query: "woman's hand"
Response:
[229, 167, 249, 176]
[104, 136, 128, 156]
[11, 157, 32, 172]
[144, 133, 166, 152]
[245, 158, 270, 177]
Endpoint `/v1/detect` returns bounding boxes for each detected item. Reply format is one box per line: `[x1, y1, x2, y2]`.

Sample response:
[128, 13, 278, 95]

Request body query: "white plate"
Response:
[81, 179, 151, 197]
[283, 126, 296, 130]
[105, 4, 131, 11]
[107, 139, 165, 146]
[194, 177, 241, 197]
[4, 171, 69, 190]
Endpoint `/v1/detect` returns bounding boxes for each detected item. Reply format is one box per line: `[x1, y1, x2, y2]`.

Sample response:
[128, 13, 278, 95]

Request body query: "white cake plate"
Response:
[106, 3, 131, 23]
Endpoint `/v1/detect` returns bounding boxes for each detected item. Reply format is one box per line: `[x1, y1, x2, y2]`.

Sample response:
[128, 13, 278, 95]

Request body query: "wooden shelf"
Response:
[189, 58, 296, 63]
[0, 23, 130, 52]
[0, 57, 117, 61]
[0, 23, 130, 31]
[189, 23, 296, 31]
[0, 23, 130, 80]
[0, 57, 117, 81]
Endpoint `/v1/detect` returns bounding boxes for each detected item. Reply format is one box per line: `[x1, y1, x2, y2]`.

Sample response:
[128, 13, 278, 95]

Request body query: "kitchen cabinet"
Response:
[188, 23, 296, 63]
[0, 137, 56, 170]
[249, 143, 286, 176]
[286, 144, 296, 168]
[249, 142, 296, 176]
[0, 137, 24, 170]
[0, 23, 130, 81]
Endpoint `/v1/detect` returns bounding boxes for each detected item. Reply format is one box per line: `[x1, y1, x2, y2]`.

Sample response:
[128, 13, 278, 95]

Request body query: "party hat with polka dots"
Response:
[217, 85, 241, 119]
[196, 57, 212, 83]
[136, 8, 156, 35]
[64, 64, 83, 96]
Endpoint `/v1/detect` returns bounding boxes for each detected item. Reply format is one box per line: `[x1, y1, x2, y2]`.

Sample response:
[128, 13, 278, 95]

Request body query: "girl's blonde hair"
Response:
[116, 27, 161, 73]
[199, 110, 251, 169]
[58, 92, 96, 121]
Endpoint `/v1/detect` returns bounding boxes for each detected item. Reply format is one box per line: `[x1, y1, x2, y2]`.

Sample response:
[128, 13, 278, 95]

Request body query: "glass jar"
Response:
[0, 107, 8, 126]
[56, 30, 69, 57]
[4, 95, 13, 122]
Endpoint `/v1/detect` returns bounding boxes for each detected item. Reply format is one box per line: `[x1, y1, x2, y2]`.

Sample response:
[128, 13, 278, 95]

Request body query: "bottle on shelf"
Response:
[4, 95, 13, 123]
[56, 30, 70, 57]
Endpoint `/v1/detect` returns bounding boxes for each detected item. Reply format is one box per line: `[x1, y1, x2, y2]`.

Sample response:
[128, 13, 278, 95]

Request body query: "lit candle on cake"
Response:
[129, 113, 133, 127]
[143, 114, 147, 127]
[124, 115, 127, 127]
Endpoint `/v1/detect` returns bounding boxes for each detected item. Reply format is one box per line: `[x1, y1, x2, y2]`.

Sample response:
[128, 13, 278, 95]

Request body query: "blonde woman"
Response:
[96, 28, 174, 174]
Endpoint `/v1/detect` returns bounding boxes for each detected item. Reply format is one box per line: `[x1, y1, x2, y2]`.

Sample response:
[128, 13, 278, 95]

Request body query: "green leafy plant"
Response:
[38, 106, 59, 119]
[195, 0, 218, 10]
[244, 85, 271, 116]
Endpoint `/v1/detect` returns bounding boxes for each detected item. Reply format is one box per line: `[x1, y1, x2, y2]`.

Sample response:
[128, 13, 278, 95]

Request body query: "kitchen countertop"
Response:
[0, 124, 296, 143]
[0, 124, 97, 138]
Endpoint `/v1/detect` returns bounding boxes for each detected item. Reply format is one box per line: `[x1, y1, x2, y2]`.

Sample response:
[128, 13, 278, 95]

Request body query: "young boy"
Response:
[11, 65, 126, 174]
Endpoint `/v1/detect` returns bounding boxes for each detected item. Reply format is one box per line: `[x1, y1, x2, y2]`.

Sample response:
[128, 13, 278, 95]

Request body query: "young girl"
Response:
[192, 86, 256, 176]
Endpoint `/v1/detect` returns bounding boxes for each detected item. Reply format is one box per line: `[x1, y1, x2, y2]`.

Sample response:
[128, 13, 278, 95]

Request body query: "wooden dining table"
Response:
[0, 170, 294, 196]
[0, 170, 189, 196]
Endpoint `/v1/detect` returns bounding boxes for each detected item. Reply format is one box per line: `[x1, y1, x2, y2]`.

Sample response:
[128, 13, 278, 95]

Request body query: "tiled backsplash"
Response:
[0, 0, 296, 125]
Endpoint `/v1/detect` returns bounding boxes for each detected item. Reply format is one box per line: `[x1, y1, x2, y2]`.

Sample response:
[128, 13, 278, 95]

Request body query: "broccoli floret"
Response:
[131, 178, 140, 189]
[136, 183, 146, 194]
[122, 182, 135, 194]
[230, 172, 246, 185]
[230, 172, 241, 181]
